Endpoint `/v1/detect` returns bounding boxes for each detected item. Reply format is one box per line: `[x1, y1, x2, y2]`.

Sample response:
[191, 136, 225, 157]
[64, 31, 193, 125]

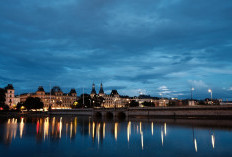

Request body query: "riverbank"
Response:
[1, 105, 232, 119]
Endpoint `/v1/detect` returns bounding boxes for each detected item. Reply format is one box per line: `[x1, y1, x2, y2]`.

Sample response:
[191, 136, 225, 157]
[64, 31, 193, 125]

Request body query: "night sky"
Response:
[0, 0, 232, 99]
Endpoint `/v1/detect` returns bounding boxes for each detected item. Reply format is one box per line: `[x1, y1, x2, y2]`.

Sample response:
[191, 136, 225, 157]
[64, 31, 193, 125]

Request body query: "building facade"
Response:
[90, 83, 128, 108]
[90, 83, 170, 108]
[20, 86, 77, 109]
[4, 84, 15, 108]
[103, 90, 129, 108]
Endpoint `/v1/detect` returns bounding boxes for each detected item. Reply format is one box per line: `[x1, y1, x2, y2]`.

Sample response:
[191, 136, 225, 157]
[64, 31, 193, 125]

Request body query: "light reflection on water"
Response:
[0, 116, 232, 157]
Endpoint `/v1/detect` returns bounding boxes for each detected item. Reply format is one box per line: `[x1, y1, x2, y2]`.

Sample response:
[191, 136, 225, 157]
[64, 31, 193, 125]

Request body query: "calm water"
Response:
[0, 116, 232, 157]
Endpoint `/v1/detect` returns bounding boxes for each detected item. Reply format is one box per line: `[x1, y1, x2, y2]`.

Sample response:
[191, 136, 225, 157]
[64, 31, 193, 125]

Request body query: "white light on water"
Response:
[211, 134, 215, 149]
[194, 138, 198, 152]
[161, 130, 164, 146]
[151, 122, 154, 136]
[59, 117, 62, 139]
[141, 131, 144, 150]
[164, 123, 167, 136]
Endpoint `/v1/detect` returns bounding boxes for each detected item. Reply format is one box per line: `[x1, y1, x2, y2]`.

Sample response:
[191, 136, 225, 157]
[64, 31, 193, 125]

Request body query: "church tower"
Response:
[99, 83, 105, 97]
[5, 84, 15, 108]
[90, 83, 96, 98]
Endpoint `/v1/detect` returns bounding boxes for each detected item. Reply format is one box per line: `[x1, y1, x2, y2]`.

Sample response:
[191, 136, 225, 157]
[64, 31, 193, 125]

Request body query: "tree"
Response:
[128, 100, 139, 107]
[92, 95, 104, 107]
[0, 88, 9, 110]
[78, 94, 92, 108]
[142, 101, 154, 107]
[70, 101, 80, 109]
[0, 88, 6, 106]
[16, 102, 24, 111]
[24, 97, 44, 110]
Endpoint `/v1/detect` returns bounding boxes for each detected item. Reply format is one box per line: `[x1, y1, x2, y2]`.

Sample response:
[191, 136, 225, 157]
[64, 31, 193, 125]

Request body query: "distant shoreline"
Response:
[1, 105, 232, 119]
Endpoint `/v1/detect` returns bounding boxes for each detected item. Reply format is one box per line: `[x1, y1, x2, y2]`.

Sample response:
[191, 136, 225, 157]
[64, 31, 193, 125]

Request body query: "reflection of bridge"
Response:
[50, 108, 129, 118]
[50, 106, 232, 118]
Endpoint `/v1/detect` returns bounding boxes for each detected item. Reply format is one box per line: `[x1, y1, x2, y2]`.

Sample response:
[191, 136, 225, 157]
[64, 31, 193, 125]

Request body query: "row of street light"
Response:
[191, 88, 213, 104]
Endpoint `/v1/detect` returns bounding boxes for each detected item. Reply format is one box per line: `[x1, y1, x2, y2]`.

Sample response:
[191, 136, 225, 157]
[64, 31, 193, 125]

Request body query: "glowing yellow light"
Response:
[52, 117, 55, 135]
[44, 117, 49, 140]
[92, 122, 95, 139]
[89, 120, 91, 136]
[74, 117, 77, 134]
[115, 122, 118, 141]
[6, 118, 18, 141]
[164, 123, 167, 136]
[103, 122, 106, 139]
[151, 122, 154, 136]
[59, 117, 62, 138]
[127, 121, 131, 142]
[66, 123, 68, 137]
[70, 122, 73, 139]
[13, 118, 17, 139]
[20, 118, 24, 138]
[97, 123, 100, 145]
[21, 106, 25, 110]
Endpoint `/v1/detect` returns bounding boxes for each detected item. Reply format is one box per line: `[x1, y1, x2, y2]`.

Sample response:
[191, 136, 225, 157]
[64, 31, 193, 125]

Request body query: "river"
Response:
[0, 116, 232, 157]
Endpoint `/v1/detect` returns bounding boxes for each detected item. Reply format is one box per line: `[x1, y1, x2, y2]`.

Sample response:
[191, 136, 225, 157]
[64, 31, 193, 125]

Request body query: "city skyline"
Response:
[1, 0, 232, 100]
[0, 83, 228, 101]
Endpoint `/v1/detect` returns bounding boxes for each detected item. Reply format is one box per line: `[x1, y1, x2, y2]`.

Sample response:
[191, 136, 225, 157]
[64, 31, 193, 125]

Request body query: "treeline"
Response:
[0, 88, 9, 110]
[17, 97, 44, 111]
[71, 94, 104, 108]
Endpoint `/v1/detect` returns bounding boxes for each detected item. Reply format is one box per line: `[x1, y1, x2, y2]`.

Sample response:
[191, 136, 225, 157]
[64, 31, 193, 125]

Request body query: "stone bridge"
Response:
[50, 106, 232, 119]
[93, 108, 129, 118]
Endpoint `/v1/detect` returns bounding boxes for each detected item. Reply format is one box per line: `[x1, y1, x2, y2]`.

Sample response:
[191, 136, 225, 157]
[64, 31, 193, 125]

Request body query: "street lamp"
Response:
[208, 89, 213, 105]
[89, 99, 91, 107]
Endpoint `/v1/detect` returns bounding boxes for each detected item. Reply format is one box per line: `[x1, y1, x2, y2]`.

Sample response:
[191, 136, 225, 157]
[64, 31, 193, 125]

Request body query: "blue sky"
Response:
[0, 0, 232, 99]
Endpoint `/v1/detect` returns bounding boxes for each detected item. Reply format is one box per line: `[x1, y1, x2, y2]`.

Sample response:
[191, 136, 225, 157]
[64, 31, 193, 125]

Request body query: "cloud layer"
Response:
[0, 0, 232, 99]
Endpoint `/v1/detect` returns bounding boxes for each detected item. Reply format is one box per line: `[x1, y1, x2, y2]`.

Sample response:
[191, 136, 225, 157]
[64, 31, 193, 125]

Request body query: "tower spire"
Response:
[91, 82, 96, 95]
[99, 82, 104, 96]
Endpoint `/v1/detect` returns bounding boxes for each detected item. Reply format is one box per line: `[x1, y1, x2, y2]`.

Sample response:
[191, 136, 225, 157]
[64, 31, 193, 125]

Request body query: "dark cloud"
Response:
[0, 0, 232, 99]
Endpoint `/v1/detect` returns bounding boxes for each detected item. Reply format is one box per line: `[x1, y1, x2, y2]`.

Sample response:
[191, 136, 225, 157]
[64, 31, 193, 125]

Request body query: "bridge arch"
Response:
[117, 111, 126, 119]
[105, 112, 114, 118]
[94, 112, 102, 118]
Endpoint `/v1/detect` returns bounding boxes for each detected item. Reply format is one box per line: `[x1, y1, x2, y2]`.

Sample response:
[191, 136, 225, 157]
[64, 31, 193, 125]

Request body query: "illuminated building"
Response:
[90, 83, 170, 108]
[4, 84, 15, 108]
[19, 86, 77, 109]
[103, 90, 126, 108]
[90, 83, 97, 98]
[98, 83, 105, 97]
[90, 83, 127, 108]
